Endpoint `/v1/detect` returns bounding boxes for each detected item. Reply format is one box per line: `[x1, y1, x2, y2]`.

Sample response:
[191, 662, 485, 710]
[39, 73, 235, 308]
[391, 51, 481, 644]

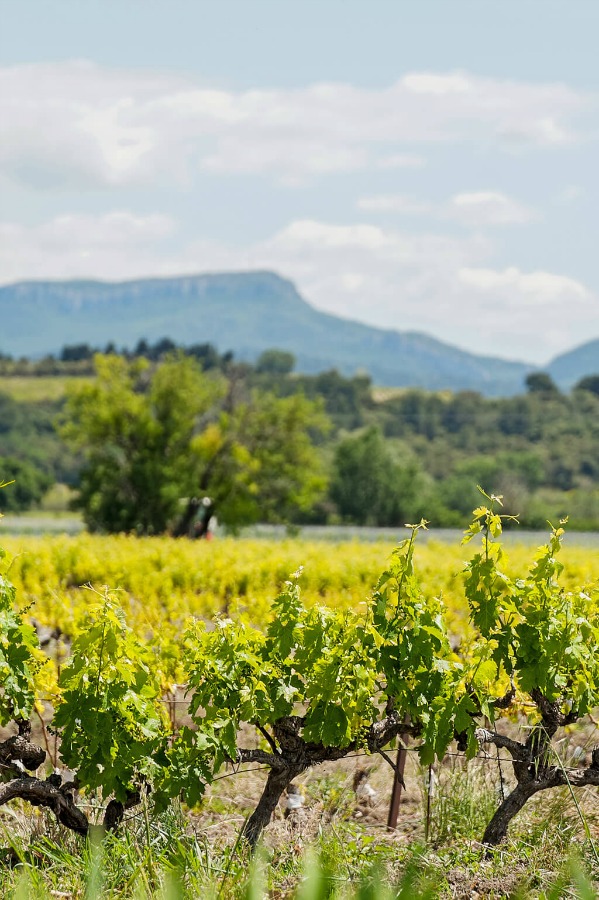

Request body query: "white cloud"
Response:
[498, 116, 573, 146]
[357, 190, 537, 227]
[0, 212, 176, 282]
[0, 62, 589, 189]
[2, 212, 596, 364]
[448, 192, 537, 226]
[458, 266, 590, 303]
[250, 227, 597, 362]
[401, 72, 472, 95]
[357, 194, 432, 215]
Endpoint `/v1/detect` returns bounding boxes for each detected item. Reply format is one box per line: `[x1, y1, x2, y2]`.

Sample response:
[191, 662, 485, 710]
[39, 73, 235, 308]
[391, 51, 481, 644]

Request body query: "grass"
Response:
[0, 375, 92, 403]
[2, 736, 599, 897]
[1, 792, 598, 898]
[370, 387, 454, 404]
[426, 760, 499, 847]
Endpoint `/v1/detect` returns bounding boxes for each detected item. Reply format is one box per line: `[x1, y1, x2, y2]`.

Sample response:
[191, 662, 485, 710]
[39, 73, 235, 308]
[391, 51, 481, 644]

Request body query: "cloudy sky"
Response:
[1, 0, 598, 364]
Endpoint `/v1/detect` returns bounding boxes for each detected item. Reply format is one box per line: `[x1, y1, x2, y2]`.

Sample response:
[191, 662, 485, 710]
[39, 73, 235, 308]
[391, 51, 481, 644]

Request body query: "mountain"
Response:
[548, 339, 599, 390]
[0, 271, 534, 395]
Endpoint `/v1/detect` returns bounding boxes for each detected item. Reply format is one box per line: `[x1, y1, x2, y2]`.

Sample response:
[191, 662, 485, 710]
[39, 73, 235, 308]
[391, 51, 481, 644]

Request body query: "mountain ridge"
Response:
[1, 271, 596, 395]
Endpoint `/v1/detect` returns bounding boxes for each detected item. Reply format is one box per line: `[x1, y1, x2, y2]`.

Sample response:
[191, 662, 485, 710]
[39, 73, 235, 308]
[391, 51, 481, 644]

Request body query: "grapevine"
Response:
[1, 487, 599, 851]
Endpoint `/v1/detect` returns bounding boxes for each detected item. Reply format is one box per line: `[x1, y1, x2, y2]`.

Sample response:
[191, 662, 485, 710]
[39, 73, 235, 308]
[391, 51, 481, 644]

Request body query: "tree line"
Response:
[0, 341, 598, 530]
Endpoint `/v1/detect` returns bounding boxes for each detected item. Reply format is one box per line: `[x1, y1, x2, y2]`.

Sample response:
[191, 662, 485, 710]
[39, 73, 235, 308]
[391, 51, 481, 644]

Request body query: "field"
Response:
[2, 530, 599, 898]
[0, 375, 92, 403]
[3, 531, 598, 665]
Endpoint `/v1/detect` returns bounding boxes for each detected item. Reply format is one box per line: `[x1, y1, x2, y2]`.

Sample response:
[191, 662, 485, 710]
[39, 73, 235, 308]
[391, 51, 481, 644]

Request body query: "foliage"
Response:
[2, 341, 599, 525]
[53, 593, 167, 800]
[0, 549, 38, 725]
[377, 386, 599, 528]
[3, 531, 599, 695]
[62, 354, 222, 534]
[276, 369, 373, 433]
[154, 525, 470, 844]
[525, 372, 560, 394]
[0, 482, 40, 723]
[154, 496, 599, 845]
[330, 427, 430, 526]
[459, 490, 599, 843]
[436, 450, 545, 521]
[189, 390, 329, 528]
[0, 390, 77, 493]
[60, 343, 96, 363]
[3, 484, 599, 851]
[461, 493, 599, 716]
[255, 348, 295, 375]
[62, 354, 328, 534]
[0, 457, 52, 512]
[575, 374, 599, 396]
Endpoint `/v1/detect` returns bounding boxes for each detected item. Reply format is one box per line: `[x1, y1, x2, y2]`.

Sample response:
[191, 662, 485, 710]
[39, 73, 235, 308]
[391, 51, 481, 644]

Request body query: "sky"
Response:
[1, 0, 598, 365]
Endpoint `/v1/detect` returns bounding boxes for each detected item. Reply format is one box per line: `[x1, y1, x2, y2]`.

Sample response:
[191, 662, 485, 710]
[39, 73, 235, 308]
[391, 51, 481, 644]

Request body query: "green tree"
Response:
[289, 370, 372, 432]
[574, 374, 599, 397]
[63, 354, 220, 534]
[255, 348, 296, 375]
[525, 371, 560, 394]
[438, 451, 545, 522]
[64, 354, 327, 534]
[330, 427, 428, 526]
[0, 458, 51, 512]
[178, 390, 329, 533]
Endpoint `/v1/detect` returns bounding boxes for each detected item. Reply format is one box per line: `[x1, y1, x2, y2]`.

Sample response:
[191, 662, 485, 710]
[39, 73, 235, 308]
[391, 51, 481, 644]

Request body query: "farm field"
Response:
[2, 528, 599, 898]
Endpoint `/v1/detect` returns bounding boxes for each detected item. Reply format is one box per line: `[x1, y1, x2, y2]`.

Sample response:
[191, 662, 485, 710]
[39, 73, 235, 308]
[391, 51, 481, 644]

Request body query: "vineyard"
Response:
[2, 503, 599, 897]
[3, 531, 599, 654]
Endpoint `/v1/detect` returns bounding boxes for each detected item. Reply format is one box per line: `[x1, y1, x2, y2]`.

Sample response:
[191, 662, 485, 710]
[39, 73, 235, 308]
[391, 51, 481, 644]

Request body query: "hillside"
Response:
[1, 272, 532, 395]
[1, 271, 536, 395]
[548, 338, 599, 389]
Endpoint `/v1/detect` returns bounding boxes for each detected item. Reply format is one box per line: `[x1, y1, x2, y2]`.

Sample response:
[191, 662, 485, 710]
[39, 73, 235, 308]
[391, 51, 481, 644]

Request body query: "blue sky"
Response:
[1, 0, 598, 364]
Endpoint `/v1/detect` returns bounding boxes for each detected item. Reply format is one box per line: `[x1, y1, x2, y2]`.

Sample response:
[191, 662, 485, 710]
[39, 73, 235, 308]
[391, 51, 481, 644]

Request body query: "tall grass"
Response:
[1, 812, 597, 899]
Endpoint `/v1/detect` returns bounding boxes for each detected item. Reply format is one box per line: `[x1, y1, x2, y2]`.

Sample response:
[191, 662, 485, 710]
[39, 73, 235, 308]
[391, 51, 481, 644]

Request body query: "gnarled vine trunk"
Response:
[0, 720, 141, 837]
[476, 695, 599, 847]
[242, 764, 304, 848]
[237, 710, 414, 848]
[482, 782, 539, 845]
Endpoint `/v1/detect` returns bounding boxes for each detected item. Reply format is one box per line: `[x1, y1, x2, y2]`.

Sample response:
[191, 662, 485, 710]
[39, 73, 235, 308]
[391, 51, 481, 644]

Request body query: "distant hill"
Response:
[548, 338, 599, 390]
[0, 271, 558, 396]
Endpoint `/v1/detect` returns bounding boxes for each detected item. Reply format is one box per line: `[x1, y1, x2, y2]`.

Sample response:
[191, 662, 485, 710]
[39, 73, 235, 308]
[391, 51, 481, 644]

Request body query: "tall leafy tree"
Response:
[63, 354, 220, 533]
[330, 426, 429, 526]
[525, 371, 560, 395]
[186, 390, 329, 530]
[255, 348, 296, 375]
[63, 354, 327, 534]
